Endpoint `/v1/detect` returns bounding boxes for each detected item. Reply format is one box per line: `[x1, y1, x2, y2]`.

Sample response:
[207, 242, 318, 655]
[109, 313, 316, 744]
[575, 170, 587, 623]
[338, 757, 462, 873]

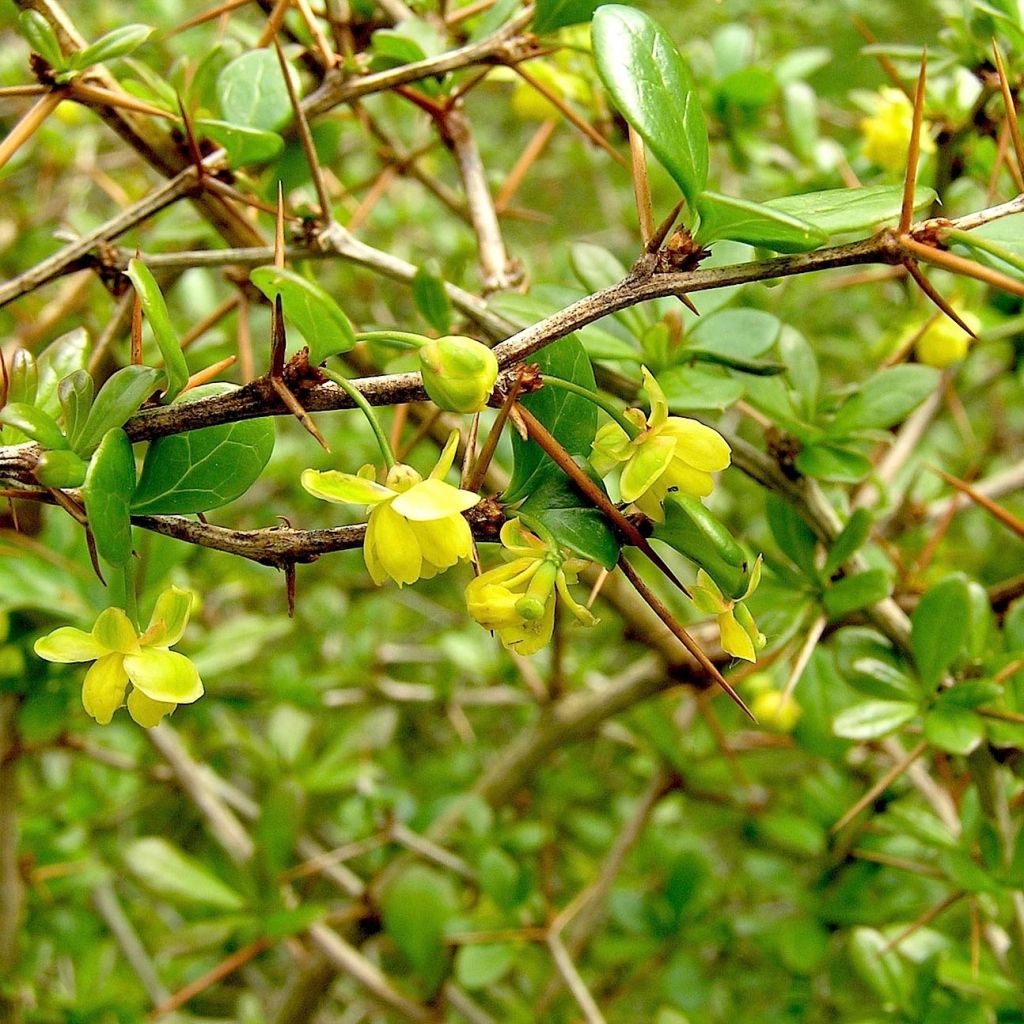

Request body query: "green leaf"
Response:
[695, 191, 828, 253]
[795, 442, 872, 483]
[18, 10, 66, 70]
[658, 366, 745, 411]
[126, 260, 189, 403]
[924, 705, 984, 755]
[848, 928, 914, 1011]
[123, 837, 245, 911]
[823, 569, 891, 619]
[911, 575, 971, 689]
[82, 428, 136, 568]
[570, 243, 650, 340]
[686, 309, 782, 360]
[516, 468, 620, 569]
[829, 364, 940, 436]
[591, 5, 708, 207]
[75, 365, 162, 456]
[765, 185, 936, 237]
[58, 370, 94, 452]
[412, 262, 452, 333]
[71, 25, 152, 70]
[0, 403, 67, 450]
[455, 943, 516, 989]
[217, 49, 295, 132]
[833, 699, 917, 740]
[36, 328, 89, 418]
[938, 851, 1001, 895]
[822, 508, 873, 576]
[250, 266, 355, 365]
[196, 119, 284, 167]
[846, 657, 921, 702]
[478, 847, 527, 910]
[131, 384, 275, 515]
[381, 865, 457, 996]
[765, 495, 818, 578]
[535, 0, 617, 33]
[505, 335, 597, 502]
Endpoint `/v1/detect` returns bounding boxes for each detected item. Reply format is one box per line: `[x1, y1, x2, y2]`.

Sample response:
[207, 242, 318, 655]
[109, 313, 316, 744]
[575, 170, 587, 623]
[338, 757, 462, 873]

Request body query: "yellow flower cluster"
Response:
[860, 87, 935, 172]
[34, 587, 203, 727]
[465, 520, 596, 655]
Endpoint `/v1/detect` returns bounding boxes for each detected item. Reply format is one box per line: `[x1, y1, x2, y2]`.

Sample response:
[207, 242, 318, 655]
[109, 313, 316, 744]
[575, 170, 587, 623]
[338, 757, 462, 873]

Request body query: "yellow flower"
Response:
[591, 367, 731, 522]
[860, 88, 935, 172]
[301, 431, 480, 587]
[750, 689, 801, 732]
[914, 309, 980, 368]
[34, 587, 203, 728]
[465, 520, 596, 655]
[691, 558, 765, 663]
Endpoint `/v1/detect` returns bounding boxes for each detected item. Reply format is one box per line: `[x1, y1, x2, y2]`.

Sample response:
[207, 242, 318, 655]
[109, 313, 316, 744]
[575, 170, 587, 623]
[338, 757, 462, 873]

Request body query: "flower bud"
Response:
[915, 314, 978, 369]
[419, 335, 499, 414]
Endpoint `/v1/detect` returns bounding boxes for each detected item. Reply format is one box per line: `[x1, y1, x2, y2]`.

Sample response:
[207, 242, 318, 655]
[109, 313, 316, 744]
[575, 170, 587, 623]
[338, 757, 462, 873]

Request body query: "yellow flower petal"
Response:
[123, 648, 204, 704]
[719, 610, 756, 662]
[412, 515, 473, 571]
[497, 596, 556, 655]
[369, 503, 422, 586]
[661, 456, 715, 498]
[126, 688, 176, 728]
[92, 607, 140, 655]
[640, 366, 669, 429]
[82, 653, 129, 725]
[34, 626, 105, 663]
[430, 430, 462, 480]
[301, 468, 394, 505]
[659, 418, 732, 471]
[143, 586, 193, 648]
[390, 478, 480, 521]
[619, 434, 676, 503]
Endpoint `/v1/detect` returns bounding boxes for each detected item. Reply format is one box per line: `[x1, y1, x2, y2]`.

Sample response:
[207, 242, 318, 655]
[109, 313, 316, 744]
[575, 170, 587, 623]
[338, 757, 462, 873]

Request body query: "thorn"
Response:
[465, 366, 527, 492]
[586, 566, 610, 610]
[901, 257, 978, 337]
[176, 94, 206, 184]
[0, 348, 9, 408]
[181, 355, 237, 394]
[618, 555, 755, 721]
[832, 739, 928, 833]
[992, 40, 1024, 191]
[130, 285, 143, 365]
[7, 497, 19, 533]
[164, 0, 252, 38]
[495, 120, 556, 215]
[899, 48, 928, 235]
[271, 376, 330, 451]
[84, 527, 106, 585]
[904, 234, 1024, 303]
[678, 294, 700, 316]
[275, 183, 286, 269]
[271, 294, 287, 377]
[285, 562, 297, 617]
[629, 125, 654, 246]
[648, 200, 685, 253]
[931, 465, 1024, 538]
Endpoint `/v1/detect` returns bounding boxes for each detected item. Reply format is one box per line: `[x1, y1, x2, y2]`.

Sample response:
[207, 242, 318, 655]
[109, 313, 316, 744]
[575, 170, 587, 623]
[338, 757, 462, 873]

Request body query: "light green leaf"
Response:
[686, 308, 782, 360]
[592, 5, 708, 206]
[131, 384, 275, 515]
[823, 569, 891, 619]
[412, 262, 452, 333]
[833, 699, 917, 740]
[123, 837, 245, 910]
[822, 508, 873, 576]
[58, 370, 94, 452]
[217, 49, 295, 132]
[829, 364, 939, 436]
[535, 0, 616, 33]
[250, 265, 355, 365]
[197, 119, 284, 167]
[455, 943, 516, 990]
[126, 260, 189, 402]
[82, 428, 136, 568]
[19, 10, 66, 70]
[75, 365, 162, 456]
[72, 25, 152, 70]
[658, 366, 745, 411]
[911, 575, 970, 689]
[924, 705, 984, 755]
[766, 185, 936, 237]
[695, 191, 828, 253]
[36, 328, 89, 418]
[0, 403, 67, 450]
[795, 443, 872, 483]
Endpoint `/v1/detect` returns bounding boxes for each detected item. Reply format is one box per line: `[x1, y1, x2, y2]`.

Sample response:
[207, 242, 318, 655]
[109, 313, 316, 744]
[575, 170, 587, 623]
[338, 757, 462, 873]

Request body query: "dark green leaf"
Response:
[126, 260, 189, 403]
[823, 569, 891, 619]
[924, 706, 984, 755]
[766, 185, 936, 237]
[0, 403, 67, 450]
[131, 384, 275, 515]
[412, 262, 452, 333]
[795, 443, 872, 483]
[695, 191, 828, 253]
[591, 5, 708, 206]
[72, 25, 152, 70]
[833, 699, 917, 740]
[250, 266, 355, 365]
[58, 370, 94, 452]
[911, 575, 970, 689]
[75, 366, 162, 456]
[822, 508, 873, 576]
[82, 428, 136, 567]
[197, 119, 284, 167]
[217, 49, 295, 132]
[829, 364, 940, 436]
[765, 495, 818, 577]
[381, 865, 457, 996]
[535, 0, 618, 34]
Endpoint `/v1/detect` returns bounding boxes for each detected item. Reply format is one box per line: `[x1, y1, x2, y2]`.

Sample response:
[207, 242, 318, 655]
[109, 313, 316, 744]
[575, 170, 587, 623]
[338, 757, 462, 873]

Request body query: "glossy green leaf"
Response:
[823, 569, 891, 619]
[217, 49, 295, 132]
[833, 699, 917, 740]
[846, 657, 921, 702]
[412, 262, 452, 334]
[829, 364, 939, 436]
[250, 266, 356, 365]
[71, 25, 152, 70]
[535, 0, 617, 33]
[822, 508, 873, 576]
[126, 260, 189, 403]
[82, 428, 136, 568]
[75, 365, 162, 456]
[18, 10, 66, 70]
[36, 328, 89, 418]
[695, 191, 828, 252]
[911, 575, 970, 689]
[455, 943, 516, 989]
[924, 705, 984, 755]
[766, 185, 936, 237]
[131, 384, 275, 515]
[34, 450, 88, 489]
[124, 837, 245, 911]
[0, 403, 67, 450]
[381, 865, 457, 996]
[6, 349, 38, 408]
[592, 5, 708, 206]
[687, 308, 782, 360]
[765, 495, 818, 577]
[197, 119, 284, 167]
[58, 370, 94, 452]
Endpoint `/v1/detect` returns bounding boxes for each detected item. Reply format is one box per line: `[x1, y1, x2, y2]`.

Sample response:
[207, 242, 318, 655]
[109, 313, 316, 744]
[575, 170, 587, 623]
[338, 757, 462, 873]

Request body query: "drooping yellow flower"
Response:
[34, 587, 203, 727]
[465, 519, 596, 655]
[301, 431, 480, 587]
[591, 367, 731, 522]
[690, 558, 765, 663]
[860, 87, 935, 172]
[914, 309, 980, 368]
